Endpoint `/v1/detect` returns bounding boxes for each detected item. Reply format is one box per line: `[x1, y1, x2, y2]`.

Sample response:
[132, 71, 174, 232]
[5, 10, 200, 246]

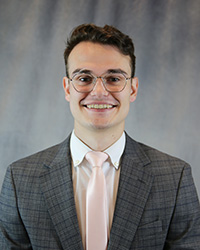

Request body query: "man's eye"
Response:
[105, 75, 122, 84]
[109, 77, 120, 82]
[75, 75, 93, 84]
[79, 77, 92, 82]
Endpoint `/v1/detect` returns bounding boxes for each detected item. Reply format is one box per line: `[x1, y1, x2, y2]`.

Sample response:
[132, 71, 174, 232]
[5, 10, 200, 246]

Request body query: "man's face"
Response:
[63, 41, 138, 134]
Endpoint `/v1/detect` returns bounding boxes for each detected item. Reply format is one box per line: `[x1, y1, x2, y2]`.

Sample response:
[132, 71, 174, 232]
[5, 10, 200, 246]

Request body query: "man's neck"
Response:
[74, 126, 124, 151]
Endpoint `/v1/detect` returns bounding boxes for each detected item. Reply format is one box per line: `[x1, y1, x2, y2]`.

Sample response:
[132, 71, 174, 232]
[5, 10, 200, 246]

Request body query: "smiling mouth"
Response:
[83, 104, 116, 109]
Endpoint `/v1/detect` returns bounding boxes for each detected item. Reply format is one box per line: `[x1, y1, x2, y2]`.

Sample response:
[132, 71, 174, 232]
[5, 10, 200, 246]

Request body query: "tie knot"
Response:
[85, 151, 108, 168]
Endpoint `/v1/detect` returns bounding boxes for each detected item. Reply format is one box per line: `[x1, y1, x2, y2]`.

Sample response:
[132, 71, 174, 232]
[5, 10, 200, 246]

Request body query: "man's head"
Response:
[63, 24, 138, 149]
[64, 24, 136, 78]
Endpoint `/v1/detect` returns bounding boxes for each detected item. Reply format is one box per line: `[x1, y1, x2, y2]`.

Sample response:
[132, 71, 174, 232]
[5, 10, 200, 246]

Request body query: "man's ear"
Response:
[130, 77, 139, 102]
[63, 77, 70, 102]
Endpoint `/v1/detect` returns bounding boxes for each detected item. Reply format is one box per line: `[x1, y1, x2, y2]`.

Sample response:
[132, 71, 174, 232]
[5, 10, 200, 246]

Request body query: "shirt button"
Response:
[114, 162, 119, 167]
[75, 160, 80, 165]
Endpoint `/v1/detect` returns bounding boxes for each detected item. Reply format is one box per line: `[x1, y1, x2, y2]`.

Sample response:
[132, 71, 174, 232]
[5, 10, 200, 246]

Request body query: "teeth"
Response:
[86, 104, 113, 109]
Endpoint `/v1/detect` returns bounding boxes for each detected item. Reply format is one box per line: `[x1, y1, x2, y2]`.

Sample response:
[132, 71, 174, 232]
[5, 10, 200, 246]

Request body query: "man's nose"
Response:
[90, 78, 109, 96]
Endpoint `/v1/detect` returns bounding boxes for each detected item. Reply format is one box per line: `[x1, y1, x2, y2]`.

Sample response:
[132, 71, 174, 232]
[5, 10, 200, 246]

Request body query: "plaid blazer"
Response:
[0, 134, 200, 249]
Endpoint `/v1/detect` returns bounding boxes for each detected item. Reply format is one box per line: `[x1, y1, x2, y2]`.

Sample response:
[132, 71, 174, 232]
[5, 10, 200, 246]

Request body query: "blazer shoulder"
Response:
[125, 134, 190, 174]
[138, 141, 192, 179]
[9, 136, 70, 175]
[139, 142, 187, 164]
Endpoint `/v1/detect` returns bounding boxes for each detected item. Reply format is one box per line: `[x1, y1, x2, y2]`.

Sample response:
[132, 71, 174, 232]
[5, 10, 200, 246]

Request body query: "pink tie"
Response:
[85, 151, 108, 250]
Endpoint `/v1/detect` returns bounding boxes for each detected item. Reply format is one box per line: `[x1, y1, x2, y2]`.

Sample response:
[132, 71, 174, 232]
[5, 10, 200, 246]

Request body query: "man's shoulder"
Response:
[138, 141, 186, 164]
[9, 136, 71, 174]
[125, 134, 190, 172]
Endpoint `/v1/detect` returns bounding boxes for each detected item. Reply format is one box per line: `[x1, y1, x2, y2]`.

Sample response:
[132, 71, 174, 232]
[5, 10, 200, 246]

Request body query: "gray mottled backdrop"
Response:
[0, 0, 200, 197]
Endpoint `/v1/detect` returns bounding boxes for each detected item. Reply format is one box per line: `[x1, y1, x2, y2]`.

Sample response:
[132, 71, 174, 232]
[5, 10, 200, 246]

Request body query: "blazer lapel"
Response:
[39, 137, 83, 250]
[108, 135, 154, 250]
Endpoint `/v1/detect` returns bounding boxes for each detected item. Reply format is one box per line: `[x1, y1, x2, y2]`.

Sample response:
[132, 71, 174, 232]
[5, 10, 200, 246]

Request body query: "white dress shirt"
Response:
[70, 131, 126, 249]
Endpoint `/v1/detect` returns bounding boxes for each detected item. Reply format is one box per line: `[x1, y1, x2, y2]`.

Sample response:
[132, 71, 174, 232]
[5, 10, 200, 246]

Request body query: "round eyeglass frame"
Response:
[68, 73, 132, 93]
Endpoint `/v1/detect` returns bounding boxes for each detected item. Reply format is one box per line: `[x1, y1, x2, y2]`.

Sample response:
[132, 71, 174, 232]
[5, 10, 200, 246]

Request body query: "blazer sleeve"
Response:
[164, 164, 200, 249]
[0, 165, 32, 249]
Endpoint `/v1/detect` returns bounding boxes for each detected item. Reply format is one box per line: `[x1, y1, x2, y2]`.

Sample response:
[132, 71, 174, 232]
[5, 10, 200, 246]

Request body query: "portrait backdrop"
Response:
[0, 0, 200, 197]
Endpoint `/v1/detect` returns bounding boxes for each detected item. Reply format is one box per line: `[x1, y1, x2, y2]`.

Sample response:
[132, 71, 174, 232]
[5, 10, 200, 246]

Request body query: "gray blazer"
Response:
[0, 134, 200, 249]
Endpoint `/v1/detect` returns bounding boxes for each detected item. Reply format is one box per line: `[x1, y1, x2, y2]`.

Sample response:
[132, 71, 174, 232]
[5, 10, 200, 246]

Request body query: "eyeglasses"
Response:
[68, 72, 132, 93]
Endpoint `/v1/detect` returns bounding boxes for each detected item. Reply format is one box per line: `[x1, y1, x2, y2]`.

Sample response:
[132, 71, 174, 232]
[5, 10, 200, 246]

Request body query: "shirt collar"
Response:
[70, 131, 126, 169]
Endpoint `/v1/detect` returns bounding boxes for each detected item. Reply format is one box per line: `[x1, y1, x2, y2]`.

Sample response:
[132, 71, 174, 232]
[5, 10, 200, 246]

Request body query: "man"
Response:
[0, 24, 200, 249]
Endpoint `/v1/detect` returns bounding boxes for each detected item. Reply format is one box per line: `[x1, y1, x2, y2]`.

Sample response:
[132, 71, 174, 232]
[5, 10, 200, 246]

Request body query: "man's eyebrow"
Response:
[71, 69, 92, 75]
[71, 68, 128, 76]
[106, 69, 128, 76]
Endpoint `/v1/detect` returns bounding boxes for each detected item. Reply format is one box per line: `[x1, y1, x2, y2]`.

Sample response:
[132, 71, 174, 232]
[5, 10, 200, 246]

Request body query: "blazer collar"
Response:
[108, 133, 154, 250]
[40, 135, 84, 250]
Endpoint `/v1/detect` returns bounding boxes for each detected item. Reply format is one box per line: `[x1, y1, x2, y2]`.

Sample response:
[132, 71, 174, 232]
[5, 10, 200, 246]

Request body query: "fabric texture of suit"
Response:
[0, 133, 200, 249]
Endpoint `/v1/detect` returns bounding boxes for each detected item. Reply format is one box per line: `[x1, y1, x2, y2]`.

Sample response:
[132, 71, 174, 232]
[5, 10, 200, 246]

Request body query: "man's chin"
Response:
[88, 122, 111, 131]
